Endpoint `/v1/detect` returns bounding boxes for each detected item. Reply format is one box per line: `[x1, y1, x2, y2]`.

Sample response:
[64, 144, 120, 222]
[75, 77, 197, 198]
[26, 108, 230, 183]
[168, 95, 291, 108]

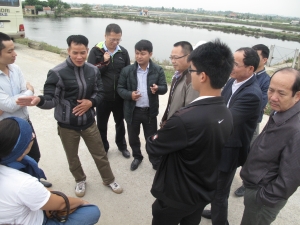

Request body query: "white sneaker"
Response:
[108, 181, 123, 194]
[75, 181, 86, 197]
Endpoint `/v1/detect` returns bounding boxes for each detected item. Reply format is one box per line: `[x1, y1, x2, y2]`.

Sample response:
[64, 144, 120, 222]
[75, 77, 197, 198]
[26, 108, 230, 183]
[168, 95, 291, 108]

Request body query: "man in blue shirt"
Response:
[118, 40, 167, 171]
[235, 44, 270, 197]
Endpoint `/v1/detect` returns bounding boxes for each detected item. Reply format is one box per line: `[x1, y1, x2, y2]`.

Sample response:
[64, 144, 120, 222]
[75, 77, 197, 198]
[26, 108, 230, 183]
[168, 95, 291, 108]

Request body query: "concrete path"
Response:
[14, 43, 300, 225]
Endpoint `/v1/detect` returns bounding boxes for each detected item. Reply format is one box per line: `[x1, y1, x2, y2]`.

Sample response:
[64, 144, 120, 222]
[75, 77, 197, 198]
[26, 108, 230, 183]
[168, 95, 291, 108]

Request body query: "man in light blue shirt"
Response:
[0, 32, 51, 187]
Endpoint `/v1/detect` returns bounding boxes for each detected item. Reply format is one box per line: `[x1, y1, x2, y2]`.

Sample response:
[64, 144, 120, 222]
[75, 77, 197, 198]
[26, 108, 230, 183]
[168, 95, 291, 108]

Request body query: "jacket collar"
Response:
[272, 101, 300, 126]
[186, 96, 225, 108]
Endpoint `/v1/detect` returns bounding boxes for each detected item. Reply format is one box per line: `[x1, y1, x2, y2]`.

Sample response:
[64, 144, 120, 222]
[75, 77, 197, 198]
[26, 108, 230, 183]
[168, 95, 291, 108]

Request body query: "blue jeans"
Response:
[43, 204, 100, 225]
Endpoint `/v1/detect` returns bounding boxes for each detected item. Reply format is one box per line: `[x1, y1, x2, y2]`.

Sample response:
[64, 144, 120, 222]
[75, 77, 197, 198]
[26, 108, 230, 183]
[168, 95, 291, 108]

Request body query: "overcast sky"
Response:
[63, 0, 300, 18]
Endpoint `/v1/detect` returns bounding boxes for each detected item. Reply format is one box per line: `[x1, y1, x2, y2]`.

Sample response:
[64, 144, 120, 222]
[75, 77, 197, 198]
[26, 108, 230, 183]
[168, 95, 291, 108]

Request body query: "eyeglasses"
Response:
[188, 68, 201, 74]
[107, 37, 122, 43]
[169, 54, 188, 60]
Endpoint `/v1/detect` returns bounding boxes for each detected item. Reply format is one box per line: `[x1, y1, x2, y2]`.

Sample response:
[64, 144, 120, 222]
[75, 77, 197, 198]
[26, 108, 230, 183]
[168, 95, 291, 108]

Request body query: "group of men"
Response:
[0, 21, 300, 225]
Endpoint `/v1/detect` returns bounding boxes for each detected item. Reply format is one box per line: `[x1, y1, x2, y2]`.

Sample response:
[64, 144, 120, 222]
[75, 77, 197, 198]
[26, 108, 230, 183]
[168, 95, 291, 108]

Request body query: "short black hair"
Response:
[0, 119, 20, 161]
[66, 35, 89, 47]
[188, 39, 234, 89]
[252, 44, 269, 59]
[236, 47, 260, 72]
[135, 40, 153, 53]
[0, 32, 11, 53]
[271, 67, 300, 97]
[105, 23, 122, 35]
[173, 41, 193, 55]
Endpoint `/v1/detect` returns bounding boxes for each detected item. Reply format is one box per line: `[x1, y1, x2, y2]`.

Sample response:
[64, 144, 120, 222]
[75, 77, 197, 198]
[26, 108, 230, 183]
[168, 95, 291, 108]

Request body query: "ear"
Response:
[149, 52, 153, 57]
[263, 57, 268, 65]
[200, 72, 208, 83]
[294, 91, 300, 102]
[67, 48, 70, 55]
[86, 47, 89, 54]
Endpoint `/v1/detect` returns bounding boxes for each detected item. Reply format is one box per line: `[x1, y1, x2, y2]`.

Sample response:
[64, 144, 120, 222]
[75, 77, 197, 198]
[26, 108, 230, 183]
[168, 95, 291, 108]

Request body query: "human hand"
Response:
[81, 200, 90, 205]
[131, 91, 142, 101]
[16, 96, 41, 106]
[72, 99, 92, 116]
[103, 52, 110, 62]
[150, 84, 158, 94]
[26, 82, 34, 93]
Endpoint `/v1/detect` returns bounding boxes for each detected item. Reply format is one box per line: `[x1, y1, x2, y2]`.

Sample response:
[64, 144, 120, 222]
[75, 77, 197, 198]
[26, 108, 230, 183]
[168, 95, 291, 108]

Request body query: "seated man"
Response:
[117, 39, 167, 171]
[0, 117, 100, 225]
[147, 39, 234, 225]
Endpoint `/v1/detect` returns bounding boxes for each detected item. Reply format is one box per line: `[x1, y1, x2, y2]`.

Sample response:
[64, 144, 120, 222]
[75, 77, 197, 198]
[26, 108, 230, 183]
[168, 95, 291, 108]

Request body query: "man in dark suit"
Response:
[202, 47, 262, 225]
[147, 39, 234, 225]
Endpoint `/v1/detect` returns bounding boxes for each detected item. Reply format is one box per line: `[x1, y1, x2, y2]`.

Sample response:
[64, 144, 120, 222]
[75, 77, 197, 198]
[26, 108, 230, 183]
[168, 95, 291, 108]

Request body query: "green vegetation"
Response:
[23, 0, 71, 17]
[14, 38, 62, 54]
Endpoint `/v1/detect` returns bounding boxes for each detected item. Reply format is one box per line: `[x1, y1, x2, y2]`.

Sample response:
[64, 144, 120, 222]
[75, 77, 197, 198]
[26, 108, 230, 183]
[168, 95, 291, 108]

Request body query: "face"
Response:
[268, 71, 300, 112]
[256, 50, 267, 72]
[0, 40, 17, 65]
[105, 32, 122, 50]
[230, 51, 254, 82]
[67, 42, 88, 67]
[170, 46, 189, 73]
[135, 50, 152, 67]
[16, 133, 35, 162]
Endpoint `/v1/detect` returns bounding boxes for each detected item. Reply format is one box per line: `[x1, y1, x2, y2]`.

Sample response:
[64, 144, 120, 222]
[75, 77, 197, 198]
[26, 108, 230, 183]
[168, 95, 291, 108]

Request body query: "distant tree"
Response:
[161, 6, 164, 11]
[81, 4, 92, 16]
[24, 0, 39, 6]
[172, 7, 174, 11]
[62, 2, 71, 10]
[35, 4, 43, 12]
[48, 0, 58, 10]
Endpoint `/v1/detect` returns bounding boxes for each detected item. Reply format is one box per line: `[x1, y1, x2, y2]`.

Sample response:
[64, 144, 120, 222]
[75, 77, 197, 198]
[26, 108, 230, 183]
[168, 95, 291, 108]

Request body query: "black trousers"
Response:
[27, 120, 41, 163]
[96, 98, 127, 152]
[152, 199, 206, 225]
[210, 169, 237, 225]
[127, 107, 159, 165]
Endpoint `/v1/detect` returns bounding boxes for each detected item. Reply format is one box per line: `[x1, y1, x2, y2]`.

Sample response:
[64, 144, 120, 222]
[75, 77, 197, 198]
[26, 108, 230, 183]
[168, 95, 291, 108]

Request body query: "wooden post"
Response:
[292, 49, 299, 69]
[267, 45, 275, 67]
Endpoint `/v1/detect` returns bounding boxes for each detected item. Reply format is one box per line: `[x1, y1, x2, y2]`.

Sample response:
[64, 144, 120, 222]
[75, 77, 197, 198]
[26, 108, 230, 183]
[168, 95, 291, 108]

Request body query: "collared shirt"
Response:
[227, 74, 254, 107]
[255, 68, 266, 77]
[136, 64, 150, 107]
[103, 42, 121, 56]
[0, 64, 33, 121]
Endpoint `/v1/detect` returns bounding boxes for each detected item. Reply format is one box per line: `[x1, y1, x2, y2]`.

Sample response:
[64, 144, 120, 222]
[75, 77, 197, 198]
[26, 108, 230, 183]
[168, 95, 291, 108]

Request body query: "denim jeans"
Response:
[43, 204, 100, 225]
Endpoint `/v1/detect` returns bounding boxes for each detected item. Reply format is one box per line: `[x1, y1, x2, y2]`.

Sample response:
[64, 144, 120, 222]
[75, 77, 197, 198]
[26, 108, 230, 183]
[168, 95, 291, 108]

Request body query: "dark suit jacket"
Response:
[219, 75, 262, 172]
[147, 97, 233, 210]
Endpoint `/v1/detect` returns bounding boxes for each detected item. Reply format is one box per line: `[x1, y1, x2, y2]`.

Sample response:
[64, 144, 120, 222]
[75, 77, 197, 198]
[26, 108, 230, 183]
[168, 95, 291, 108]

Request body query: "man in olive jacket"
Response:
[117, 40, 167, 171]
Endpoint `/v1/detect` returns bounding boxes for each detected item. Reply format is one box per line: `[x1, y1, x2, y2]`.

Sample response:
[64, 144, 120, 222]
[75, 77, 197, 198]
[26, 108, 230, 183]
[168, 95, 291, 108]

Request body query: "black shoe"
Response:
[234, 185, 245, 197]
[119, 149, 130, 158]
[130, 159, 142, 171]
[201, 210, 212, 219]
[40, 180, 52, 188]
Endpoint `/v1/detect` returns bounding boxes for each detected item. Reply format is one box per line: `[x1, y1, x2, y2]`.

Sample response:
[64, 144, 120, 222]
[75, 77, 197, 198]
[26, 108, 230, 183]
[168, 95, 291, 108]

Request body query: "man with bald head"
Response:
[240, 68, 300, 225]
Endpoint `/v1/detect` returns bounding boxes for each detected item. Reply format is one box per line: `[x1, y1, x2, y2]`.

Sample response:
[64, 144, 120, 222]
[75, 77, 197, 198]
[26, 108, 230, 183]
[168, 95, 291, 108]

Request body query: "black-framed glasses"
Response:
[188, 68, 201, 74]
[169, 54, 188, 60]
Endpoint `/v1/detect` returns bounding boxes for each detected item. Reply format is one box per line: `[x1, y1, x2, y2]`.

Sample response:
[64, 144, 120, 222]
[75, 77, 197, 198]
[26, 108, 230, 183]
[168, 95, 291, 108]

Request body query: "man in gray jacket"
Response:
[17, 35, 123, 197]
[240, 68, 300, 225]
[160, 41, 198, 128]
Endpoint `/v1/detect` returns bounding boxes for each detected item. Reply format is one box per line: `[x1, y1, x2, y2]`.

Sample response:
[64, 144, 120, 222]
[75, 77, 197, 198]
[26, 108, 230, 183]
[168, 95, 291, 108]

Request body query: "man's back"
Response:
[149, 97, 233, 209]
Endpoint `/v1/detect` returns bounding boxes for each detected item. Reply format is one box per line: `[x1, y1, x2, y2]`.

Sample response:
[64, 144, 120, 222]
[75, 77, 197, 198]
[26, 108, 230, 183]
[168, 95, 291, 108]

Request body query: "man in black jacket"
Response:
[117, 40, 167, 171]
[87, 23, 130, 158]
[146, 39, 234, 225]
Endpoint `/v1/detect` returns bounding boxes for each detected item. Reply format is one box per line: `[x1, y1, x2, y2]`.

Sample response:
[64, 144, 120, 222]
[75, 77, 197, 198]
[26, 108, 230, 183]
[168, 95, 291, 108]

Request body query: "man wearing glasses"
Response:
[88, 23, 131, 159]
[160, 41, 198, 128]
[202, 47, 262, 224]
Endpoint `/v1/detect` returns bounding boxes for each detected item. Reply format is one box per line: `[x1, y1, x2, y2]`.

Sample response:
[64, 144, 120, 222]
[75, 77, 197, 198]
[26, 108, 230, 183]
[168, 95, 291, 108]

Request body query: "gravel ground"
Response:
[13, 42, 300, 225]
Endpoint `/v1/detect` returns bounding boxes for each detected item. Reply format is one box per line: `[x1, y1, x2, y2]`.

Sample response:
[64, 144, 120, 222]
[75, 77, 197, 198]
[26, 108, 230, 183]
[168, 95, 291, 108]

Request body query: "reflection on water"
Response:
[23, 17, 300, 63]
